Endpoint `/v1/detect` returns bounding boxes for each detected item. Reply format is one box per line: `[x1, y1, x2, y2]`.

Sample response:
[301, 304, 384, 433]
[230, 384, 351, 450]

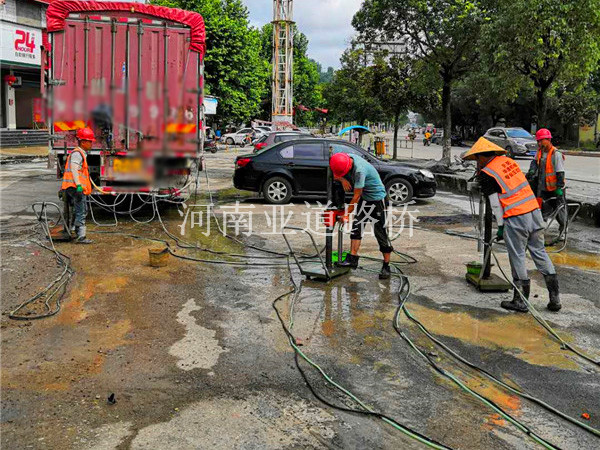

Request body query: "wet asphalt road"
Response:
[1, 157, 599, 449]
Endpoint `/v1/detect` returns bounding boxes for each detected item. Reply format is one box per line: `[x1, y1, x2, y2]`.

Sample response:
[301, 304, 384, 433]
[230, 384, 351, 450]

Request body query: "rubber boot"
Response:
[544, 274, 562, 312]
[75, 226, 93, 244]
[379, 263, 391, 280]
[338, 254, 359, 269]
[501, 279, 530, 313]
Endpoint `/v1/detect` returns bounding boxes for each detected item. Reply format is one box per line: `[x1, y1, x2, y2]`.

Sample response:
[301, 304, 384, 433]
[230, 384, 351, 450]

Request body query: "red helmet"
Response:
[76, 127, 96, 142]
[330, 152, 353, 178]
[535, 128, 552, 141]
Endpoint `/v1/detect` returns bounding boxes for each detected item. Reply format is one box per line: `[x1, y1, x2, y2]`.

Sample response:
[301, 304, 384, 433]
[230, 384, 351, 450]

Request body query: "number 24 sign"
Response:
[15, 30, 36, 53]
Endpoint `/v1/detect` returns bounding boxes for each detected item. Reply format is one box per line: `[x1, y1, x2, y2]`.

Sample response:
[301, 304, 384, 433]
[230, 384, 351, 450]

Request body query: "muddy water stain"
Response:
[550, 251, 600, 272]
[405, 303, 579, 370]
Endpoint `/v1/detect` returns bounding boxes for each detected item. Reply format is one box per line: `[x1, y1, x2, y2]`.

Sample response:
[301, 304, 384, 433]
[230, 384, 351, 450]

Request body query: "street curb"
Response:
[434, 173, 599, 227]
[562, 150, 600, 158]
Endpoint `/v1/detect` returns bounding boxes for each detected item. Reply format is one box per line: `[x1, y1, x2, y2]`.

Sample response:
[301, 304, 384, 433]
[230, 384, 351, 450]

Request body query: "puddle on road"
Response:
[404, 303, 579, 370]
[550, 251, 600, 272]
[289, 277, 581, 371]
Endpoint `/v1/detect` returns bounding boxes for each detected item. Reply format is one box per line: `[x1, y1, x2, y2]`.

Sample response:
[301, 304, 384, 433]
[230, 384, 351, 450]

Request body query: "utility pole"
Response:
[272, 0, 294, 125]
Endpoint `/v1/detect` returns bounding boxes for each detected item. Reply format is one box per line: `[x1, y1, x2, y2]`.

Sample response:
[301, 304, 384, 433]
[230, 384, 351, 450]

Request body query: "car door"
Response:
[278, 142, 327, 193]
[497, 129, 509, 148]
[486, 129, 500, 145]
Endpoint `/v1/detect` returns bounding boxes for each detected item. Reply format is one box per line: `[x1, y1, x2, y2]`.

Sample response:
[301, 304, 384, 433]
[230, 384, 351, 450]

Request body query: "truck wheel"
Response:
[226, 137, 235, 145]
[263, 177, 293, 204]
[386, 178, 413, 205]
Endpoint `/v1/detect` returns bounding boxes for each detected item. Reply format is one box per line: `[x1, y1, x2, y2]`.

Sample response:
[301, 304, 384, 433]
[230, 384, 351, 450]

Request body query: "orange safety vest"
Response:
[482, 155, 539, 219]
[61, 148, 92, 195]
[535, 146, 562, 192]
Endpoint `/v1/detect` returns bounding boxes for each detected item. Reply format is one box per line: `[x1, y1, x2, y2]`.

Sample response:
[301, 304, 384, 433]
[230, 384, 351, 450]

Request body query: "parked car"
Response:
[234, 138, 437, 205]
[483, 127, 537, 158]
[222, 128, 268, 146]
[253, 131, 312, 152]
[431, 130, 463, 146]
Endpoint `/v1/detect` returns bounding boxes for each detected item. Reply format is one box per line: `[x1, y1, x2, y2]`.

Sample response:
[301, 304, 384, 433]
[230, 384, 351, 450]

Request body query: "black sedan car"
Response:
[233, 139, 437, 204]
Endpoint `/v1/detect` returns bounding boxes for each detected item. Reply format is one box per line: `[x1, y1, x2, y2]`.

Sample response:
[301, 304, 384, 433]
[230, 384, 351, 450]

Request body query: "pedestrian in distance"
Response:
[60, 127, 95, 244]
[527, 128, 567, 238]
[329, 152, 394, 280]
[463, 137, 561, 312]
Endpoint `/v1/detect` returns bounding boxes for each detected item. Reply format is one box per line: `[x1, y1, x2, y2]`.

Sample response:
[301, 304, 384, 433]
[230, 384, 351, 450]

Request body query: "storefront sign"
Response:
[1, 22, 42, 67]
[203, 97, 218, 115]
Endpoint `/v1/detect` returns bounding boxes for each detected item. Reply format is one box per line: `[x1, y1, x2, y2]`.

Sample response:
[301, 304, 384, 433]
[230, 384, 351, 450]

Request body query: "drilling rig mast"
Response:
[272, 0, 294, 125]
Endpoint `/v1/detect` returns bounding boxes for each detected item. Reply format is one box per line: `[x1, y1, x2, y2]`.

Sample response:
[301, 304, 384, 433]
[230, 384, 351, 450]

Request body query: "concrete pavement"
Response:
[1, 155, 599, 449]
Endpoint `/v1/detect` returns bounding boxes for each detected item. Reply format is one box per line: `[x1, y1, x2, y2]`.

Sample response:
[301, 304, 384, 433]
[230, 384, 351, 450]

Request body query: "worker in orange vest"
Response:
[61, 127, 94, 244]
[463, 137, 561, 312]
[527, 128, 567, 236]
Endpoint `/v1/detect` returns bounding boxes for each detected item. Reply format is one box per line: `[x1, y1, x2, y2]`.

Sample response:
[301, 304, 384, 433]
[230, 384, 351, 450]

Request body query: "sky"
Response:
[242, 0, 363, 69]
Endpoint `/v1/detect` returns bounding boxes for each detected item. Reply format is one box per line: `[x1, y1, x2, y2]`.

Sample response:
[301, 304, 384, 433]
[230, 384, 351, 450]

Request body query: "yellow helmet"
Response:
[462, 137, 507, 160]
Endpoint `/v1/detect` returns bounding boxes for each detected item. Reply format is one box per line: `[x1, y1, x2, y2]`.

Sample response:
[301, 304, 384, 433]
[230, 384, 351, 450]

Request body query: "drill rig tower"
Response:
[272, 0, 294, 124]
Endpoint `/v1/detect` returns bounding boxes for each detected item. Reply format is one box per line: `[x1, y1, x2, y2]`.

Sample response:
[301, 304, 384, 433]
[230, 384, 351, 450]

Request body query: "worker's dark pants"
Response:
[350, 199, 394, 254]
[541, 190, 567, 232]
[65, 187, 87, 228]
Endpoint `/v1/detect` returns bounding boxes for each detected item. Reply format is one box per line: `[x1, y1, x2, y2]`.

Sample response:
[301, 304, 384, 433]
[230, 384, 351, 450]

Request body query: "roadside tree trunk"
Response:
[393, 111, 400, 159]
[441, 74, 452, 163]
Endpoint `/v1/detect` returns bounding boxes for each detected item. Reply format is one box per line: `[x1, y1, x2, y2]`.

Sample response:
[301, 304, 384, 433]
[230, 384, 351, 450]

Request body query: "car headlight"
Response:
[419, 169, 435, 179]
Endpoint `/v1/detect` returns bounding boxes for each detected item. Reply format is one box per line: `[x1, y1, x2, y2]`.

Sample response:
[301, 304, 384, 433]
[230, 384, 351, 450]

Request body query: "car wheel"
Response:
[386, 178, 413, 205]
[226, 137, 235, 145]
[506, 146, 515, 159]
[263, 176, 293, 204]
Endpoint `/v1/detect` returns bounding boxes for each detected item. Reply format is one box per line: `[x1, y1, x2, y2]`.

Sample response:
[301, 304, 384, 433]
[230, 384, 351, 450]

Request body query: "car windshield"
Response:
[506, 129, 533, 139]
[256, 135, 268, 143]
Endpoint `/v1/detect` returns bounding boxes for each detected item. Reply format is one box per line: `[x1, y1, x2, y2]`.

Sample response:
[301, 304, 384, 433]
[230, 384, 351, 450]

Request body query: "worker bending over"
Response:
[463, 138, 561, 312]
[527, 128, 567, 236]
[329, 152, 393, 280]
[61, 128, 94, 244]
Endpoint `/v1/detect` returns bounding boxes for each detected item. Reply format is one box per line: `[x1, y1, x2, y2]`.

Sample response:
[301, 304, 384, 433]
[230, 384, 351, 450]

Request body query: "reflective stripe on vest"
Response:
[61, 148, 92, 195]
[535, 146, 558, 191]
[482, 155, 539, 219]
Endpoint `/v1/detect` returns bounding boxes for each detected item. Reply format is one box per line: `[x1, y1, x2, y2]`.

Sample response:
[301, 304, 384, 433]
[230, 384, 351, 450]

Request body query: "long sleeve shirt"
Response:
[69, 149, 84, 186]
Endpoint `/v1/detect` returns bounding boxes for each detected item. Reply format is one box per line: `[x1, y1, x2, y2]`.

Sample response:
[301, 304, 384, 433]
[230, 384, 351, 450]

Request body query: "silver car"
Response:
[483, 127, 538, 158]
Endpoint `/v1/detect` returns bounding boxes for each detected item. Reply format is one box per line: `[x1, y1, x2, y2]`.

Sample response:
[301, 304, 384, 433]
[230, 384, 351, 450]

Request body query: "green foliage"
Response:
[323, 49, 384, 126]
[482, 0, 600, 125]
[353, 0, 489, 159]
[153, 0, 269, 125]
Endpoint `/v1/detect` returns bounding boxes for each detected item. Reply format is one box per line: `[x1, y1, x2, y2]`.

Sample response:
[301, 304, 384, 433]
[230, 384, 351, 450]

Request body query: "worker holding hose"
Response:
[463, 137, 561, 312]
[527, 128, 567, 237]
[329, 152, 393, 280]
[60, 127, 94, 244]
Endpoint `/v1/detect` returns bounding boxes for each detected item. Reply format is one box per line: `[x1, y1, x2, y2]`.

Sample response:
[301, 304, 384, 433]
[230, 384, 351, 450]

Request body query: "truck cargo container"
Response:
[45, 0, 206, 196]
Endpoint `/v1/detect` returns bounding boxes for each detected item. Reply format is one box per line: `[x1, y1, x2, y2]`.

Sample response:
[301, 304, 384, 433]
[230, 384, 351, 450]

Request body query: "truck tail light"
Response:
[236, 158, 251, 168]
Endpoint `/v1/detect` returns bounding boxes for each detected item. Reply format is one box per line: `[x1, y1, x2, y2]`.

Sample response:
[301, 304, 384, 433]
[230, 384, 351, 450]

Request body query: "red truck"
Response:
[45, 1, 206, 196]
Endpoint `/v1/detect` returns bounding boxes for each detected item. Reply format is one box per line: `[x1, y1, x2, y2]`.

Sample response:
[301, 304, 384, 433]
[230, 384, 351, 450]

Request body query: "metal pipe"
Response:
[197, 55, 204, 158]
[482, 196, 493, 279]
[124, 24, 131, 150]
[162, 22, 169, 152]
[110, 19, 117, 150]
[83, 16, 89, 119]
[137, 20, 143, 146]
[478, 191, 485, 253]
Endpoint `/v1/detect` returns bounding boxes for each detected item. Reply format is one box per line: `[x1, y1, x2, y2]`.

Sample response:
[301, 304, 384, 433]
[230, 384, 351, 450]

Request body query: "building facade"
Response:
[1, 0, 48, 130]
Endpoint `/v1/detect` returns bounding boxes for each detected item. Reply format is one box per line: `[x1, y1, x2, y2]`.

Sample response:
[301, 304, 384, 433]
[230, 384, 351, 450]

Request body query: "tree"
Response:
[370, 55, 414, 158]
[323, 49, 384, 130]
[353, 0, 488, 162]
[482, 0, 600, 127]
[153, 0, 269, 125]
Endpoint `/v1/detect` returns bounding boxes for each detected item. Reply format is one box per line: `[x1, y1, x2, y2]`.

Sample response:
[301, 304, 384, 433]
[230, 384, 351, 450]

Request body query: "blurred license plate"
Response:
[113, 158, 143, 173]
